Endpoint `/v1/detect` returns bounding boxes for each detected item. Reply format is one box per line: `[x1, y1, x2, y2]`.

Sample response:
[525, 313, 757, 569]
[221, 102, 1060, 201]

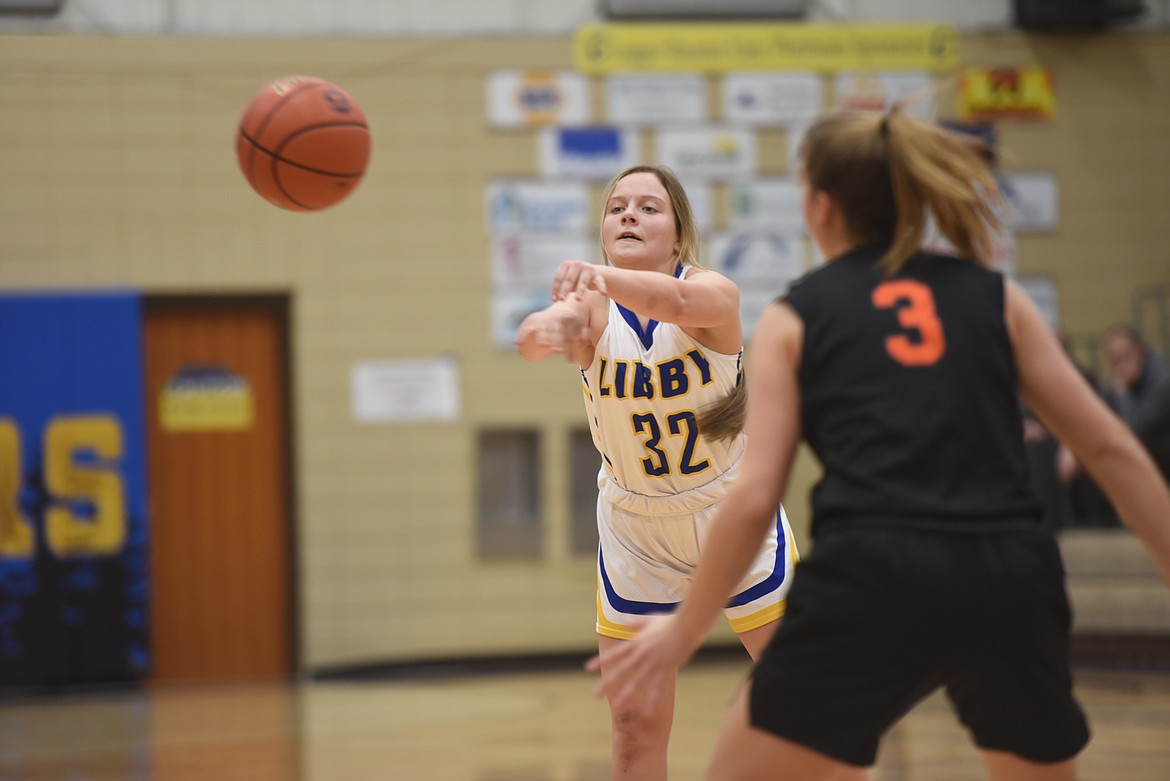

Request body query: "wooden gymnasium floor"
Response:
[1, 653, 1168, 781]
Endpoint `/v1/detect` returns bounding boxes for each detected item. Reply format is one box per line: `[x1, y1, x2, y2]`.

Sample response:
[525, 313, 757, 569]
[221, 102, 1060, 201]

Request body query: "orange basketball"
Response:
[235, 76, 371, 211]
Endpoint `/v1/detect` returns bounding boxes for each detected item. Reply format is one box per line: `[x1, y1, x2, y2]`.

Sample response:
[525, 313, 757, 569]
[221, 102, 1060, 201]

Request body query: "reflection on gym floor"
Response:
[1, 659, 1168, 781]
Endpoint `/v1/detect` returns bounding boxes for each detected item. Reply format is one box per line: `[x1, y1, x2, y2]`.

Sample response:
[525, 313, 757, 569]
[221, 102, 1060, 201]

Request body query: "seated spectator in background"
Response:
[1100, 325, 1170, 482]
[1057, 325, 1170, 522]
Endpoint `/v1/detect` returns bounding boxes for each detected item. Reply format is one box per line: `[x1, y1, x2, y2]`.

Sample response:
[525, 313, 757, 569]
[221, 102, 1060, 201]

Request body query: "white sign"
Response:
[922, 209, 1018, 279]
[539, 127, 640, 180]
[486, 181, 591, 233]
[1017, 275, 1059, 329]
[680, 180, 715, 232]
[705, 232, 806, 284]
[492, 233, 596, 289]
[728, 179, 805, 232]
[1001, 171, 1059, 233]
[606, 73, 708, 125]
[656, 127, 756, 180]
[835, 71, 937, 119]
[487, 70, 590, 128]
[352, 357, 460, 423]
[787, 123, 808, 172]
[739, 288, 785, 339]
[492, 292, 557, 349]
[722, 72, 823, 126]
[705, 232, 810, 337]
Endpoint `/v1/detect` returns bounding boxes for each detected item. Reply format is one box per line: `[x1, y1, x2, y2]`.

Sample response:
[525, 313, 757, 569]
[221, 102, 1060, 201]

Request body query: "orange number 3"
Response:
[872, 280, 946, 366]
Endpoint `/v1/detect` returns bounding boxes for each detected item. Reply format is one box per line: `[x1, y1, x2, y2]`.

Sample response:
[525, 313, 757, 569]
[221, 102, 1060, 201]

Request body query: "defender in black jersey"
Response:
[589, 107, 1170, 781]
[755, 243, 1086, 767]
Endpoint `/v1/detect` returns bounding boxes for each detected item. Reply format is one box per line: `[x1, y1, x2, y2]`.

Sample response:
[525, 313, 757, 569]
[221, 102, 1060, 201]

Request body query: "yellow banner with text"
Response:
[573, 23, 959, 74]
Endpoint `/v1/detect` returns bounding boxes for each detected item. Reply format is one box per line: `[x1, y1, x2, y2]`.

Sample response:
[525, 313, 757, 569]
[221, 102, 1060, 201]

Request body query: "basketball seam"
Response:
[273, 122, 370, 177]
[237, 124, 369, 178]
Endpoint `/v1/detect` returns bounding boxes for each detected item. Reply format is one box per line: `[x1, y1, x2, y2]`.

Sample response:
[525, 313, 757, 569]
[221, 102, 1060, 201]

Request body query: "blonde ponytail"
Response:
[697, 375, 746, 442]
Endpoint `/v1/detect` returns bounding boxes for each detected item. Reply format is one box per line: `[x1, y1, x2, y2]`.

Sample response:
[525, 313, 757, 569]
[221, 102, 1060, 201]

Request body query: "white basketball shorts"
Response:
[595, 468, 798, 640]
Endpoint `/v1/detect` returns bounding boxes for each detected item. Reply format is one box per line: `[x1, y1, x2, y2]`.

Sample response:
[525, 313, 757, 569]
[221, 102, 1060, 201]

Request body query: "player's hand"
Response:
[584, 614, 694, 719]
[552, 260, 609, 302]
[516, 308, 588, 360]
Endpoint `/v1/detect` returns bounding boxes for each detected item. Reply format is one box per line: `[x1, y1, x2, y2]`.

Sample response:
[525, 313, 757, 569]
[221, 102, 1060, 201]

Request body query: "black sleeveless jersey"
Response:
[781, 244, 1040, 536]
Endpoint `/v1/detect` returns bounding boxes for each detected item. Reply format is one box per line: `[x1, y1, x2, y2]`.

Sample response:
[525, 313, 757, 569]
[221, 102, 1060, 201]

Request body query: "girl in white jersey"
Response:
[516, 165, 796, 781]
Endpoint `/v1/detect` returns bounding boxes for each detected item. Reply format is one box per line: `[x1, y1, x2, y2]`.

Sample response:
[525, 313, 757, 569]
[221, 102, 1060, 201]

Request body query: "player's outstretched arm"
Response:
[554, 260, 740, 331]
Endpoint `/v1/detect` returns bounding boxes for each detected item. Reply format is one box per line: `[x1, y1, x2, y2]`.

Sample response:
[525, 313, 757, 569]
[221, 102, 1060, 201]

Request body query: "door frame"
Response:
[143, 292, 300, 676]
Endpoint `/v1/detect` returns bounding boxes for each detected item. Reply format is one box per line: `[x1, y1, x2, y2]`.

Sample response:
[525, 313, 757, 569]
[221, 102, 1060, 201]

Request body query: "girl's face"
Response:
[1105, 333, 1144, 388]
[602, 172, 680, 270]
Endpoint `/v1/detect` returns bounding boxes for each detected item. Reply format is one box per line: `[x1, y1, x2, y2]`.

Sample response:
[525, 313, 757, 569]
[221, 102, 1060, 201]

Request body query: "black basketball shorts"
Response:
[747, 521, 1090, 767]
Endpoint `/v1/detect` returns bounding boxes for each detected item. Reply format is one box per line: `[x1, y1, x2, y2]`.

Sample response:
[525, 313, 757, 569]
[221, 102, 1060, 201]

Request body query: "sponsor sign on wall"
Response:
[486, 181, 592, 233]
[1017, 275, 1059, 329]
[656, 127, 756, 180]
[492, 292, 561, 350]
[721, 72, 823, 126]
[538, 127, 640, 180]
[352, 357, 461, 423]
[490, 233, 598, 347]
[679, 180, 715, 232]
[834, 71, 937, 118]
[492, 233, 595, 290]
[605, 73, 708, 125]
[487, 70, 591, 128]
[958, 66, 1056, 122]
[727, 179, 805, 232]
[574, 23, 959, 74]
[704, 232, 807, 336]
[1001, 171, 1059, 233]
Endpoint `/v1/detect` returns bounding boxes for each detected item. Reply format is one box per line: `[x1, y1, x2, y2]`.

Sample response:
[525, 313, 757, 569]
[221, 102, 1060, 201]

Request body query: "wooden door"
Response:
[143, 297, 294, 681]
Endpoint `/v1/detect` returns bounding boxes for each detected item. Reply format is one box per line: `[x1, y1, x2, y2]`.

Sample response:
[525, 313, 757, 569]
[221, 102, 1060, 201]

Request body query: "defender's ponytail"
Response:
[881, 104, 1001, 273]
[800, 106, 1003, 274]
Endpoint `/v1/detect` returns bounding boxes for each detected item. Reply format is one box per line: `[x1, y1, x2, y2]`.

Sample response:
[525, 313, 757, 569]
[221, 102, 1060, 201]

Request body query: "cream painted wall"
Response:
[963, 34, 1170, 341]
[0, 32, 1167, 670]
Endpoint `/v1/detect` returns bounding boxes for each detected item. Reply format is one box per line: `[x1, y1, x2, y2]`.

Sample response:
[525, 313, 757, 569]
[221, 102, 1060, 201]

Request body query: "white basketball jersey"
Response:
[582, 284, 745, 498]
